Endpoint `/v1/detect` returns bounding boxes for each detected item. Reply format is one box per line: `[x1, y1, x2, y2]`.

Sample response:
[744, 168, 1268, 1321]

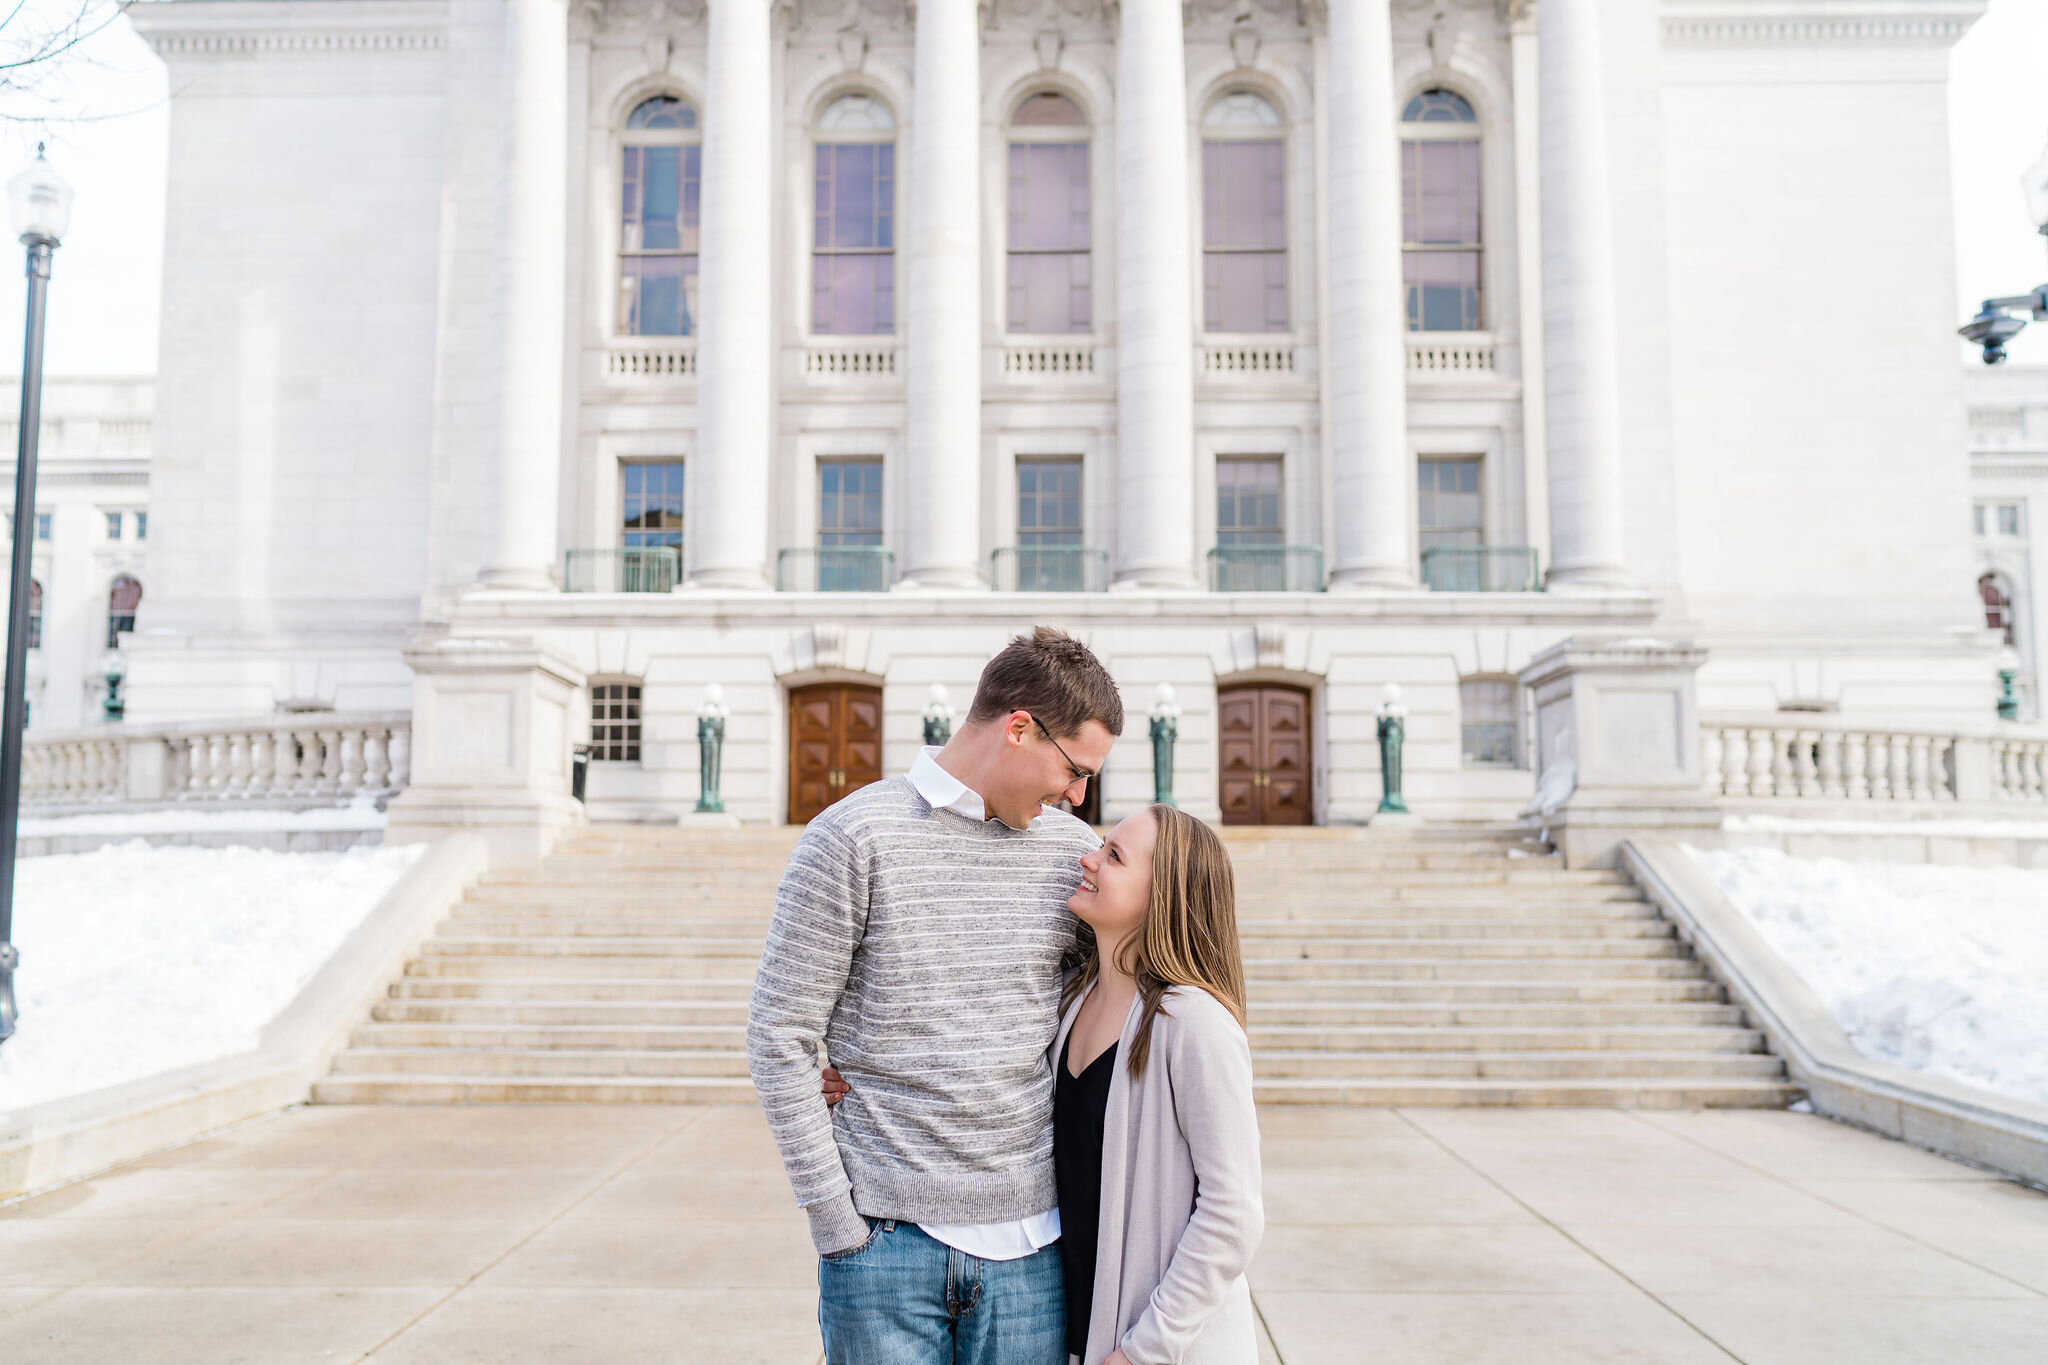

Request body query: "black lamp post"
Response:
[1958, 138, 2048, 365]
[0, 145, 73, 1048]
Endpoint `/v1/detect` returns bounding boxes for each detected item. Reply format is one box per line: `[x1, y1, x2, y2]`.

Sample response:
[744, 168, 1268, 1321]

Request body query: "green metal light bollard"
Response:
[1149, 683, 1180, 808]
[695, 683, 728, 815]
[1376, 683, 1410, 815]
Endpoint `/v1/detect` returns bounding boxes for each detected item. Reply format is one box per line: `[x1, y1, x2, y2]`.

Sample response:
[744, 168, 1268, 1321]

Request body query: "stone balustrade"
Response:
[1700, 715, 2048, 806]
[21, 713, 411, 813]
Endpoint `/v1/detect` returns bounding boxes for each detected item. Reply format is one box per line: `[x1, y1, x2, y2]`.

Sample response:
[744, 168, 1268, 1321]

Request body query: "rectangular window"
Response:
[1216, 458, 1284, 547]
[106, 511, 123, 540]
[1016, 459, 1083, 546]
[813, 143, 896, 335]
[135, 511, 147, 540]
[819, 460, 884, 547]
[1401, 140, 1483, 331]
[35, 512, 49, 541]
[1975, 504, 1988, 536]
[1418, 458, 1483, 551]
[621, 461, 685, 550]
[1202, 140, 1288, 333]
[590, 682, 642, 762]
[1007, 143, 1091, 333]
[1461, 678, 1518, 766]
[620, 144, 701, 336]
[1997, 504, 2023, 537]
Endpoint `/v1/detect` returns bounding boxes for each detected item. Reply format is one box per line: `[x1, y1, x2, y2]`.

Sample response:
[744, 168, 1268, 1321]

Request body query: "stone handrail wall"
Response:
[1701, 714, 2048, 806]
[22, 713, 411, 812]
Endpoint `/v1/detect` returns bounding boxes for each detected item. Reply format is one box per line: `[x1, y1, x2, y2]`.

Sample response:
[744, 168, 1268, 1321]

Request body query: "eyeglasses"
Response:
[1031, 715, 1095, 787]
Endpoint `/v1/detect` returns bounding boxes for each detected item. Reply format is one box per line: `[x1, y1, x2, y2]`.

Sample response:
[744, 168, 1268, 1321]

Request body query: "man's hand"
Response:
[821, 1065, 849, 1108]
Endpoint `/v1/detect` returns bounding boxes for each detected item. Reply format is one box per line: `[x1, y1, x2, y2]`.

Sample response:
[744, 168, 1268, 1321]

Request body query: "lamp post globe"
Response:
[0, 144, 72, 1048]
[2022, 135, 2048, 239]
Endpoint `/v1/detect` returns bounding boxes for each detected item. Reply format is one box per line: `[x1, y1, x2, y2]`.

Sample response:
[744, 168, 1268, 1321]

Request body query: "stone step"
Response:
[509, 851, 1564, 874]
[1242, 978, 1725, 1003]
[1238, 957, 1712, 981]
[474, 866, 1633, 890]
[432, 916, 1675, 943]
[1250, 1077, 1800, 1108]
[413, 935, 1690, 962]
[390, 975, 757, 1001]
[310, 1075, 762, 1105]
[367, 997, 1747, 1029]
[1246, 1025, 1765, 1054]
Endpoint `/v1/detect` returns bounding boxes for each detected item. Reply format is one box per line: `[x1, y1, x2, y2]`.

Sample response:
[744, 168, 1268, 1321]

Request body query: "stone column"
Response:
[1508, 0, 1550, 568]
[1325, 0, 1412, 590]
[689, 0, 775, 589]
[479, 0, 569, 591]
[1538, 0, 1631, 590]
[1114, 0, 1197, 589]
[899, 0, 983, 588]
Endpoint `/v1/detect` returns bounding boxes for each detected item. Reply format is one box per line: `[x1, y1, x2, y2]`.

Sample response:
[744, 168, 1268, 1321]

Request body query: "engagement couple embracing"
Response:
[747, 627, 1264, 1365]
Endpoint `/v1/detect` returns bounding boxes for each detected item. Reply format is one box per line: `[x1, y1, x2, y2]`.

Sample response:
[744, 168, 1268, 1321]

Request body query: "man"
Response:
[747, 627, 1122, 1364]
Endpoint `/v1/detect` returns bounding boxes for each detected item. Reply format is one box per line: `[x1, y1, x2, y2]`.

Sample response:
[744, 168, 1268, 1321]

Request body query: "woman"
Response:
[820, 804, 1263, 1364]
[1054, 803, 1263, 1365]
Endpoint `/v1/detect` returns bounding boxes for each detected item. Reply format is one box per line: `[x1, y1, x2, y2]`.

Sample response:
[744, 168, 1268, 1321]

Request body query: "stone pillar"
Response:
[1114, 0, 1197, 589]
[899, 0, 983, 588]
[1508, 1, 1550, 568]
[479, 0, 569, 591]
[1538, 0, 1631, 590]
[1520, 635, 1716, 866]
[689, 0, 774, 589]
[386, 639, 588, 867]
[1326, 0, 1413, 590]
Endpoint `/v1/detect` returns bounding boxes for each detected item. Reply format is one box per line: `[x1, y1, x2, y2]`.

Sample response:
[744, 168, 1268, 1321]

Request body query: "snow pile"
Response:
[16, 796, 387, 838]
[1688, 846, 2048, 1108]
[0, 840, 425, 1112]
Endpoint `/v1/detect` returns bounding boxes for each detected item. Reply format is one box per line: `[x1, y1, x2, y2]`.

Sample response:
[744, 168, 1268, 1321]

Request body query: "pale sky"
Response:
[0, 0, 2042, 378]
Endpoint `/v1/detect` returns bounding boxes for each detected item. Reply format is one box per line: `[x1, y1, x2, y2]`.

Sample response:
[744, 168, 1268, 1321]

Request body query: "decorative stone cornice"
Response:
[1661, 2, 1984, 48]
[125, 1, 449, 59]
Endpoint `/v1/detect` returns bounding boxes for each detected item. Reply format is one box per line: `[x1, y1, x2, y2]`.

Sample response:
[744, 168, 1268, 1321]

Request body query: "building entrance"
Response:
[788, 683, 884, 823]
[1218, 684, 1313, 825]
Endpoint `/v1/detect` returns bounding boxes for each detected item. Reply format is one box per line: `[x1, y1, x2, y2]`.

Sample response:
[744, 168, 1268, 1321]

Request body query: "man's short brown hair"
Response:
[966, 627, 1125, 738]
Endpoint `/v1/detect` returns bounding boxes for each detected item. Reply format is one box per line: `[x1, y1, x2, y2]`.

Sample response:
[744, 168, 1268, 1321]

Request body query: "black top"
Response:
[1054, 1030, 1117, 1358]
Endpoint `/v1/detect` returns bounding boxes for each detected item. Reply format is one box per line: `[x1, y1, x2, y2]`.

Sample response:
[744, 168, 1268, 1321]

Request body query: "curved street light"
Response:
[0, 144, 73, 1048]
[1960, 135, 2048, 365]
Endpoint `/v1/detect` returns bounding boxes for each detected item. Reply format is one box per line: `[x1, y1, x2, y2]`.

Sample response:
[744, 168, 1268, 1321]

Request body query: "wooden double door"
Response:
[789, 684, 884, 824]
[1218, 685, 1313, 825]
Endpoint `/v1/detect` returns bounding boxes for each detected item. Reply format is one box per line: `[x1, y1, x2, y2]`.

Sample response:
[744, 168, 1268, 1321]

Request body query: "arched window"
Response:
[813, 93, 896, 335]
[1201, 90, 1287, 334]
[1006, 92, 1091, 334]
[1981, 574, 2015, 646]
[26, 577, 40, 651]
[619, 95, 700, 337]
[1459, 675, 1519, 767]
[1401, 87, 1482, 332]
[107, 574, 141, 649]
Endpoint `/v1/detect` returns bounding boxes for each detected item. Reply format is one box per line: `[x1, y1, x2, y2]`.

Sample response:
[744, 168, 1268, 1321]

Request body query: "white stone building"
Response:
[1969, 362, 2047, 722]
[0, 377, 152, 732]
[116, 0, 2005, 841]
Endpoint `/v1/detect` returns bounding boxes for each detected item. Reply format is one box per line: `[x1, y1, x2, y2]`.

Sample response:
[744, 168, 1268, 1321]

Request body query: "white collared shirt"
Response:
[901, 746, 1064, 1262]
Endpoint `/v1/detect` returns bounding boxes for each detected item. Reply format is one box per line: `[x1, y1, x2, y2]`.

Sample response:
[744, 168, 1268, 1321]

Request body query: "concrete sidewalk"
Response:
[0, 1103, 2041, 1363]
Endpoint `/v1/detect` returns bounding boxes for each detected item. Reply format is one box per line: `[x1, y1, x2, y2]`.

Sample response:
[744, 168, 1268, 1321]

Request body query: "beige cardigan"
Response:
[1053, 981, 1265, 1365]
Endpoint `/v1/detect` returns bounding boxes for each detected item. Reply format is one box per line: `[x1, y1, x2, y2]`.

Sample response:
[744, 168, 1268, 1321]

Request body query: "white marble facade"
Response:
[114, 0, 2010, 828]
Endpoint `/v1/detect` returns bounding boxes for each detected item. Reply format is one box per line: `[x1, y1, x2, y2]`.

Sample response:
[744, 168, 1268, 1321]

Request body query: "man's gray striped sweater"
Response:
[746, 776, 1100, 1254]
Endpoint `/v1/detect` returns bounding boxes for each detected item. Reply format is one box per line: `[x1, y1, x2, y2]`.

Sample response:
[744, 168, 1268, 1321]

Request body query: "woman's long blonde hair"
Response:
[1062, 804, 1248, 1079]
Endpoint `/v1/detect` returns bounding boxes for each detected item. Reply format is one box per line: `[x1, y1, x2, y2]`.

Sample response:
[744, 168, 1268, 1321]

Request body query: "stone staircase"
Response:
[312, 824, 1798, 1108]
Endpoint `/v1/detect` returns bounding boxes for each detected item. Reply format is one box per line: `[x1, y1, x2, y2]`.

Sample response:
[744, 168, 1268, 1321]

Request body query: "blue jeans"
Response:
[818, 1219, 1067, 1365]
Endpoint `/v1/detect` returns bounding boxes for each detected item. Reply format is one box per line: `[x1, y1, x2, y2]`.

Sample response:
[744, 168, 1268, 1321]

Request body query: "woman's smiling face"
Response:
[1067, 811, 1156, 939]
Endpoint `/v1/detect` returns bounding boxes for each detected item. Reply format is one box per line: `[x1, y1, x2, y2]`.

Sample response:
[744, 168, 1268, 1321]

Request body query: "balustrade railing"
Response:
[21, 712, 412, 812]
[564, 546, 680, 593]
[1701, 715, 2048, 806]
[1421, 546, 1542, 592]
[1207, 545, 1325, 592]
[990, 545, 1111, 593]
[776, 546, 896, 592]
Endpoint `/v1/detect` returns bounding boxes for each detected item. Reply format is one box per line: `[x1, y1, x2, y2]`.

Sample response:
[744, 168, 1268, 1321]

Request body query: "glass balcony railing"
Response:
[563, 546, 680, 593]
[1420, 546, 1542, 592]
[990, 545, 1111, 593]
[1207, 545, 1325, 592]
[776, 546, 896, 592]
